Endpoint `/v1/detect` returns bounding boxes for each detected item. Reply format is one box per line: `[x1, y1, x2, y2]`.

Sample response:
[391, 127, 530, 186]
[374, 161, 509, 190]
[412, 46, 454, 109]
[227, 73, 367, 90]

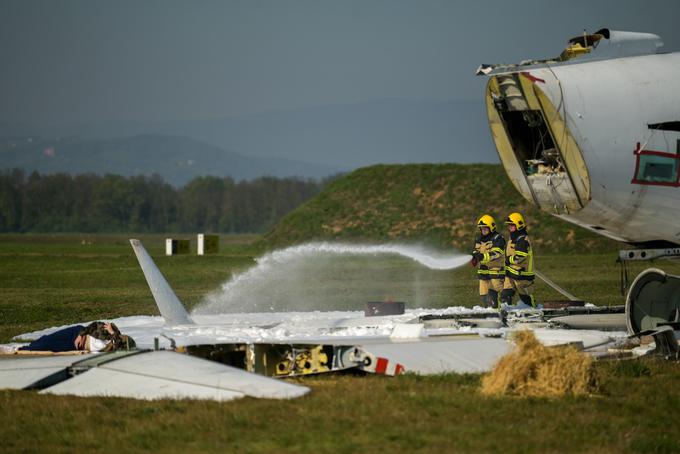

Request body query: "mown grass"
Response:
[0, 234, 263, 340]
[1, 234, 680, 453]
[2, 362, 680, 453]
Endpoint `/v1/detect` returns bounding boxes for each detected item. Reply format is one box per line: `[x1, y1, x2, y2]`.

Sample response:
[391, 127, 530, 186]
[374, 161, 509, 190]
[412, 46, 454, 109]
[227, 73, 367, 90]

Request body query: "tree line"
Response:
[0, 169, 330, 233]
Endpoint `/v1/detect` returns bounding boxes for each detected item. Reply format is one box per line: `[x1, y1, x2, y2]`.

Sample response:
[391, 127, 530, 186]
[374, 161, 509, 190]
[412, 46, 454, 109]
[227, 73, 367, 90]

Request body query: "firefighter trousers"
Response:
[479, 278, 504, 308]
[501, 277, 535, 307]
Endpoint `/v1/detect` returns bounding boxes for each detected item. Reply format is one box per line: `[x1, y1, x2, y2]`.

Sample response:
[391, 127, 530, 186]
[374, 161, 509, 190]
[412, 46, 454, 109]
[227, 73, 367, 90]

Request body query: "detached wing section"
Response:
[41, 350, 308, 401]
[129, 239, 193, 326]
[0, 355, 84, 389]
[2, 351, 309, 401]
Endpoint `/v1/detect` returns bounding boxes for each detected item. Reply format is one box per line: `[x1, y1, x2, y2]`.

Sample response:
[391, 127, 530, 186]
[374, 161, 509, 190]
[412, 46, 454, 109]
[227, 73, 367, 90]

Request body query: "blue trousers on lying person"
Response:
[18, 325, 85, 352]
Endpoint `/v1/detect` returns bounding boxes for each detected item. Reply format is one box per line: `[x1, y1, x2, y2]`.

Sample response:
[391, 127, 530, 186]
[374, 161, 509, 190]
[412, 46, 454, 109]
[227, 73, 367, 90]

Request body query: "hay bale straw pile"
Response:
[481, 330, 599, 397]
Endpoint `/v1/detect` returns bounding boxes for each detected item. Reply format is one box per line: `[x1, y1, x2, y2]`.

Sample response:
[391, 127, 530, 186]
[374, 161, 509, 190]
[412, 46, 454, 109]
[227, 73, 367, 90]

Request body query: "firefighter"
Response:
[471, 214, 506, 308]
[501, 212, 536, 308]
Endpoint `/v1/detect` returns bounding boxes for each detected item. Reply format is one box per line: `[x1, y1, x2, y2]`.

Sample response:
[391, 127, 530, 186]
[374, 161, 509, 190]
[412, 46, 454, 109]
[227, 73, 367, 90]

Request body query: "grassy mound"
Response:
[266, 163, 617, 252]
[481, 330, 599, 397]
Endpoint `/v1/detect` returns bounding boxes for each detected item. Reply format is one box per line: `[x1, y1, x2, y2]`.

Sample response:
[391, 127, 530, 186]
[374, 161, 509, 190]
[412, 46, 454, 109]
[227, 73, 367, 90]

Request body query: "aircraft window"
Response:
[632, 149, 680, 186]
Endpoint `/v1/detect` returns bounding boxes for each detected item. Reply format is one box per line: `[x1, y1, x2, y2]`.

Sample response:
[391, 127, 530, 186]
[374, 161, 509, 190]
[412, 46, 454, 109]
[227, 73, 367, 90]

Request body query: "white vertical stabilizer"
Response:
[129, 239, 193, 326]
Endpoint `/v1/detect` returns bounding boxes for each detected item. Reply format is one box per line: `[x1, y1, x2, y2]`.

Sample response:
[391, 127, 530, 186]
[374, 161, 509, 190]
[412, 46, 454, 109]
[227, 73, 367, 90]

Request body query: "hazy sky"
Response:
[2, 0, 679, 127]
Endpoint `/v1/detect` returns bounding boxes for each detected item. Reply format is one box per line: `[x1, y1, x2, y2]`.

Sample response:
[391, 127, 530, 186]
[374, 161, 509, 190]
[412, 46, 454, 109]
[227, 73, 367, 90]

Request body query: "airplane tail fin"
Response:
[129, 239, 193, 326]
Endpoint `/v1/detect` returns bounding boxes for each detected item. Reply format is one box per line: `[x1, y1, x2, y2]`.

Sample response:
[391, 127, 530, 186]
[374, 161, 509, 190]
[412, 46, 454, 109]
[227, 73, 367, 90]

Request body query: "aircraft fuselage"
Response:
[483, 31, 680, 246]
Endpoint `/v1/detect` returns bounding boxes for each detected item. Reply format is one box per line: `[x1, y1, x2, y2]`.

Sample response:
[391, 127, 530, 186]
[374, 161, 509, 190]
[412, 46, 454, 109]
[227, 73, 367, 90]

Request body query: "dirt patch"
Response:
[480, 330, 599, 397]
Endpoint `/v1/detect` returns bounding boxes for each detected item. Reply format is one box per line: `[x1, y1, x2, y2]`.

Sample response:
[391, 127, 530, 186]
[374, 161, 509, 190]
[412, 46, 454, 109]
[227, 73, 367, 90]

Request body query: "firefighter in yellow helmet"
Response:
[501, 212, 536, 308]
[471, 214, 506, 308]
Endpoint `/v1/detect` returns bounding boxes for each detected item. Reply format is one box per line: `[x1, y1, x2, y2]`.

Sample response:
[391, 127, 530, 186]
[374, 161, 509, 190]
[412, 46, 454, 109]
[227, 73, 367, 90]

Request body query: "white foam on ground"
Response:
[9, 307, 629, 353]
[12, 306, 491, 349]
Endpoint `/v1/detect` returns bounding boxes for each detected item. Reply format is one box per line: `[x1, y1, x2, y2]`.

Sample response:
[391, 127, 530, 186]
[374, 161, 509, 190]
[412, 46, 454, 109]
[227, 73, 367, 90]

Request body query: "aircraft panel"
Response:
[361, 337, 510, 374]
[49, 350, 309, 400]
[0, 355, 88, 389]
[41, 368, 245, 402]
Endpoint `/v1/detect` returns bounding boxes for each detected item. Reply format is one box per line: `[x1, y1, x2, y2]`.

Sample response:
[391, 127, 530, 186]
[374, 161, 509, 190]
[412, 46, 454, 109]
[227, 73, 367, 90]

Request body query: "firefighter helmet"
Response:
[477, 214, 496, 232]
[505, 212, 526, 230]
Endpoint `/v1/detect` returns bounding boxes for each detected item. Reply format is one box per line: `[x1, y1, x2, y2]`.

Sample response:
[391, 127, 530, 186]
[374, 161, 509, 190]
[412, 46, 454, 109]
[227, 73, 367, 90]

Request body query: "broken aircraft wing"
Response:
[0, 354, 86, 390]
[2, 350, 309, 401]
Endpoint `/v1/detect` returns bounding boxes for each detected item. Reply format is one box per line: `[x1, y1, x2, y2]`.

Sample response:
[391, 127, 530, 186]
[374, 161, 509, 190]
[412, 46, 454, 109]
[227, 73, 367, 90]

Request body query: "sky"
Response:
[1, 0, 680, 128]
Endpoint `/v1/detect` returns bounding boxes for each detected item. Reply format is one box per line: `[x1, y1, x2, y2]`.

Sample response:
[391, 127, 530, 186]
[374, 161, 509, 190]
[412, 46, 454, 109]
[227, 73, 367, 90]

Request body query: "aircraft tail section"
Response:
[129, 239, 193, 326]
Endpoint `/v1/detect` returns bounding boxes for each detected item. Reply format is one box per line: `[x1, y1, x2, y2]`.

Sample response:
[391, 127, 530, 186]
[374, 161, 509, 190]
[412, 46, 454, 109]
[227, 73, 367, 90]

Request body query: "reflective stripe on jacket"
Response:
[474, 232, 506, 280]
[505, 231, 534, 280]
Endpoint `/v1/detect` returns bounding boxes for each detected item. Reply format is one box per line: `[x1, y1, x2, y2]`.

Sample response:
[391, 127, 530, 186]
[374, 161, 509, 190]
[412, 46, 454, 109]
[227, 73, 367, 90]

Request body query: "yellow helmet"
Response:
[505, 212, 526, 230]
[477, 214, 496, 232]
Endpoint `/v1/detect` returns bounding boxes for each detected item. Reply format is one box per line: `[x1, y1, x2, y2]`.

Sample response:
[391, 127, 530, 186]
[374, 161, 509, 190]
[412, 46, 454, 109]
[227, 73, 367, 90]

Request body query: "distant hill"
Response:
[152, 99, 499, 168]
[0, 134, 342, 186]
[22, 99, 500, 169]
[265, 163, 618, 253]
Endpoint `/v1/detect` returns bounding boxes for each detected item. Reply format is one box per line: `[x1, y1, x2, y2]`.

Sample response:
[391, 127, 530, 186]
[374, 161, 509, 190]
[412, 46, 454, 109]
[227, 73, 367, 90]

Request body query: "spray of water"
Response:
[193, 242, 471, 314]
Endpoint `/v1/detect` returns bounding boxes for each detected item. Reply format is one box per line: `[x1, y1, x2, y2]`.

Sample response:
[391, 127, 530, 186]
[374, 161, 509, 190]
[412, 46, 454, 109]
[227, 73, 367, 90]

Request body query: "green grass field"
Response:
[1, 234, 680, 453]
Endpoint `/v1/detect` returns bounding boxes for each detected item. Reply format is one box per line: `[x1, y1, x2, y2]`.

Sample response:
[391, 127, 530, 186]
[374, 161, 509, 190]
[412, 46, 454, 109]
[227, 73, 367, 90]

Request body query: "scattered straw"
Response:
[481, 330, 599, 397]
